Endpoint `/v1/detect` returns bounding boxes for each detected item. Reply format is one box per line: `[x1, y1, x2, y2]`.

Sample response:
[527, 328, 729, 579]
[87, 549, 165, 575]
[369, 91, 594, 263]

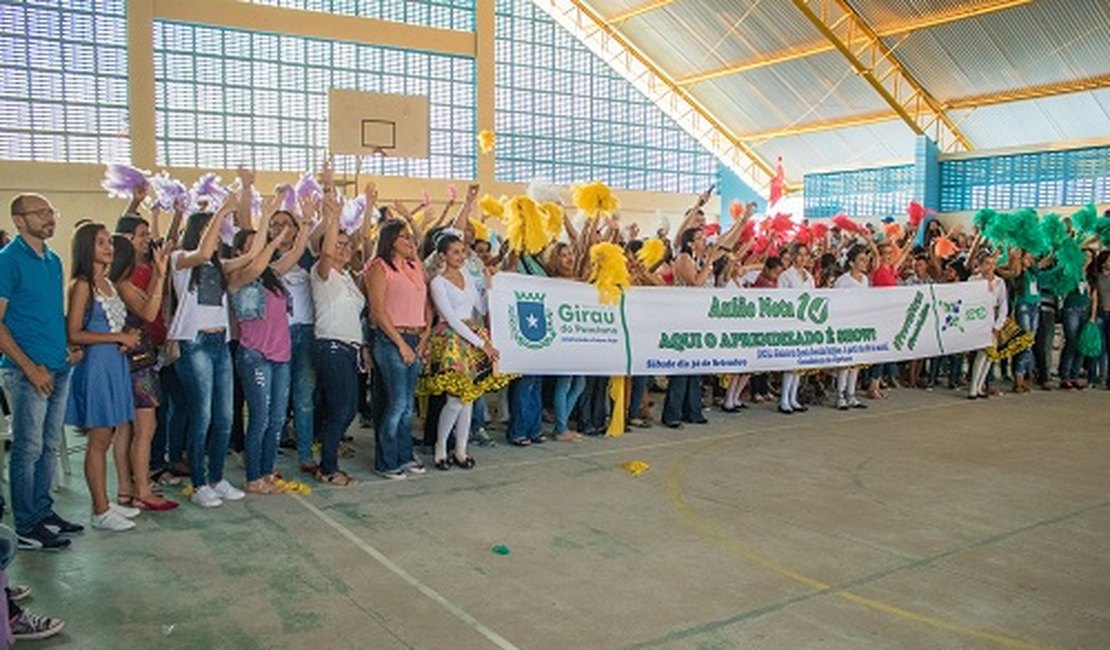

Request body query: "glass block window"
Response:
[247, 0, 474, 31]
[803, 165, 915, 220]
[0, 0, 129, 163]
[153, 21, 475, 179]
[494, 0, 717, 194]
[940, 146, 1110, 212]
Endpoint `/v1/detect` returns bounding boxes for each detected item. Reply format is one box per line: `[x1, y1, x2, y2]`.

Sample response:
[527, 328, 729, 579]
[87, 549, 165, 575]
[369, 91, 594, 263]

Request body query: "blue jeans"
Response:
[471, 396, 488, 434]
[0, 366, 71, 533]
[178, 332, 233, 488]
[313, 339, 358, 476]
[237, 347, 291, 482]
[1059, 307, 1090, 382]
[289, 324, 317, 464]
[663, 375, 703, 425]
[0, 523, 16, 569]
[371, 333, 420, 473]
[1014, 302, 1039, 376]
[553, 375, 585, 434]
[628, 375, 649, 420]
[506, 375, 542, 442]
[151, 363, 186, 473]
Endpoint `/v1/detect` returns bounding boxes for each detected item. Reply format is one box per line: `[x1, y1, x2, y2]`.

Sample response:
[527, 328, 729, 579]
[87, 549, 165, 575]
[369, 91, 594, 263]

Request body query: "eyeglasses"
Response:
[15, 207, 56, 219]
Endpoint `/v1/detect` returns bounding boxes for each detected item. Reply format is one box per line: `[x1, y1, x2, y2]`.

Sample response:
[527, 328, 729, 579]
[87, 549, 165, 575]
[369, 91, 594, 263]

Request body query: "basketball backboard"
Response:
[328, 89, 429, 158]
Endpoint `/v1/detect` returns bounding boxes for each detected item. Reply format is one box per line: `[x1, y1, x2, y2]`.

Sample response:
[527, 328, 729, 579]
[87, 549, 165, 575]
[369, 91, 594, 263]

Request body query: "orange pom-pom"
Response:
[933, 235, 957, 258]
[883, 222, 905, 242]
[728, 200, 742, 220]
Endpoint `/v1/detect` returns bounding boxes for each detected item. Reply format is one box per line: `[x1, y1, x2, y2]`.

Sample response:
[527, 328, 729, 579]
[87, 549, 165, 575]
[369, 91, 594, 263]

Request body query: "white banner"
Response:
[490, 274, 995, 376]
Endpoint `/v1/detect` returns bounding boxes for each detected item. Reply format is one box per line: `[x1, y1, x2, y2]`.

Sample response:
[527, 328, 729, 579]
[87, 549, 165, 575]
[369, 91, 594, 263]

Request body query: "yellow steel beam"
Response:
[946, 73, 1110, 109]
[538, 0, 778, 193]
[606, 0, 675, 24]
[677, 0, 1030, 86]
[790, 0, 973, 152]
[742, 111, 900, 141]
[740, 74, 1110, 141]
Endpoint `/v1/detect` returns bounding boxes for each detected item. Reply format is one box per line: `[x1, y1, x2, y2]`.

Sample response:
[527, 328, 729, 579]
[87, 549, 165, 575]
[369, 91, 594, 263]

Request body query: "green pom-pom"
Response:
[973, 208, 997, 233]
[1071, 204, 1098, 236]
[492, 544, 511, 556]
[1079, 321, 1103, 358]
[1040, 213, 1068, 248]
[1010, 208, 1048, 256]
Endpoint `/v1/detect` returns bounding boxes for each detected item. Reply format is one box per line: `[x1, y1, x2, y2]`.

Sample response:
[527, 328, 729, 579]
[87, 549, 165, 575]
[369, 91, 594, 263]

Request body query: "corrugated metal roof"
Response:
[584, 0, 1110, 183]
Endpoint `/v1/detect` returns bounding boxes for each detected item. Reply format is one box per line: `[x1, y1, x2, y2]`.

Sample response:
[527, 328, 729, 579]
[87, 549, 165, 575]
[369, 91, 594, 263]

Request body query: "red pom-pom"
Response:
[770, 212, 794, 234]
[751, 235, 770, 256]
[794, 225, 812, 245]
[811, 222, 829, 239]
[832, 213, 863, 234]
[740, 219, 756, 243]
[907, 201, 925, 226]
[704, 223, 720, 237]
[728, 200, 742, 220]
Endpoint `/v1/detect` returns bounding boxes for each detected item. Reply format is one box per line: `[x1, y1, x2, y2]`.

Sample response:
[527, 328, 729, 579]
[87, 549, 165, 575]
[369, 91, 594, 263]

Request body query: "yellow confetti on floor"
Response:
[621, 460, 650, 476]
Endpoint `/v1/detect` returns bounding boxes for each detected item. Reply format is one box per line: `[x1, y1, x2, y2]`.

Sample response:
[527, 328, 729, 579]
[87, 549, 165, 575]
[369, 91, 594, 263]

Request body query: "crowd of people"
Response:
[0, 163, 1106, 641]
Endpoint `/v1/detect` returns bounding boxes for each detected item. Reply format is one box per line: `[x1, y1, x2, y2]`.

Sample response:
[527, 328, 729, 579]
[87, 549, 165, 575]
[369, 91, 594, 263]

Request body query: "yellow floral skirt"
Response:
[986, 317, 1034, 361]
[418, 320, 514, 403]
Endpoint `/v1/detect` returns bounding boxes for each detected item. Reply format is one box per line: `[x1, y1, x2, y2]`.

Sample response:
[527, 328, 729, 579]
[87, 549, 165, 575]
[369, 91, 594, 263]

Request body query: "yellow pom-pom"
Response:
[182, 485, 195, 496]
[479, 193, 504, 220]
[621, 460, 650, 476]
[469, 217, 489, 243]
[504, 195, 552, 254]
[539, 202, 563, 241]
[636, 238, 666, 271]
[589, 242, 630, 305]
[573, 180, 619, 219]
[477, 130, 495, 154]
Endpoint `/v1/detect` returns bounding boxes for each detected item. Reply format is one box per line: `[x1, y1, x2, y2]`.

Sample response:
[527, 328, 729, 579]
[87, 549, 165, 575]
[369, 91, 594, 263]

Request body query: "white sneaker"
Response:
[211, 480, 245, 501]
[91, 509, 135, 532]
[191, 485, 223, 508]
[836, 395, 849, 410]
[110, 502, 140, 519]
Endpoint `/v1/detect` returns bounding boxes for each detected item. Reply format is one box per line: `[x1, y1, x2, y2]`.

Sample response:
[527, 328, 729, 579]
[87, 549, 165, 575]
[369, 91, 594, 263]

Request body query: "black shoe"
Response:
[792, 405, 809, 413]
[663, 421, 683, 429]
[434, 458, 452, 471]
[777, 406, 794, 415]
[17, 524, 71, 552]
[690, 418, 709, 425]
[42, 513, 84, 537]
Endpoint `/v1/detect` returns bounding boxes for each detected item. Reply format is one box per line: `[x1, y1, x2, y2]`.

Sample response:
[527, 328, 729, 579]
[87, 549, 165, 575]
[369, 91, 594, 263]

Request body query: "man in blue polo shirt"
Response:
[0, 194, 83, 551]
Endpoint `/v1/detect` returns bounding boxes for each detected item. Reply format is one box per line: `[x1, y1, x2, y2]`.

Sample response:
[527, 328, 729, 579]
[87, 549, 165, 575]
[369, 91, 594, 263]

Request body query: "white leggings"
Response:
[836, 368, 860, 400]
[969, 350, 991, 397]
[780, 372, 801, 410]
[436, 395, 472, 462]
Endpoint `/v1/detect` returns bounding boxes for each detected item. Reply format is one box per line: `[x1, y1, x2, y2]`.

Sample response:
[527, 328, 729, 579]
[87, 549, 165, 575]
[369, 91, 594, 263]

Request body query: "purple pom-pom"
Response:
[250, 186, 262, 218]
[191, 173, 228, 212]
[150, 172, 188, 211]
[277, 183, 297, 214]
[219, 213, 238, 246]
[294, 172, 321, 205]
[340, 196, 367, 235]
[101, 164, 150, 199]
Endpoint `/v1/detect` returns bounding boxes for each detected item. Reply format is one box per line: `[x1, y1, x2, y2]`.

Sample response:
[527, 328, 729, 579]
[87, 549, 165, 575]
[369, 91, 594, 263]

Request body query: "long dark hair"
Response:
[180, 211, 226, 294]
[231, 229, 287, 298]
[71, 222, 106, 282]
[375, 218, 410, 271]
[678, 226, 702, 255]
[109, 234, 135, 284]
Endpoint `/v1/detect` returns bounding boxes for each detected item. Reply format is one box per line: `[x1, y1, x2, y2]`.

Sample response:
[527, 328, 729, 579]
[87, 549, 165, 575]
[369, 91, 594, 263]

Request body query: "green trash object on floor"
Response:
[492, 544, 510, 556]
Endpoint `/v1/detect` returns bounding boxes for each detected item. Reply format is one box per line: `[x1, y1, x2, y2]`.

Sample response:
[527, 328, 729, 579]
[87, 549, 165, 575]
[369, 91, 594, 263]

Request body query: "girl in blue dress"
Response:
[66, 223, 142, 532]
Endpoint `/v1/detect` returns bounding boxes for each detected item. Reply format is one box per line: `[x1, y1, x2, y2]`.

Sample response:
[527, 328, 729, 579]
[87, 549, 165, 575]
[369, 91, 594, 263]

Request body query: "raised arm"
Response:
[118, 244, 171, 323]
[272, 209, 314, 277]
[175, 193, 238, 271]
[234, 166, 255, 230]
[452, 184, 479, 231]
[223, 192, 276, 274]
[315, 193, 342, 281]
[228, 228, 290, 293]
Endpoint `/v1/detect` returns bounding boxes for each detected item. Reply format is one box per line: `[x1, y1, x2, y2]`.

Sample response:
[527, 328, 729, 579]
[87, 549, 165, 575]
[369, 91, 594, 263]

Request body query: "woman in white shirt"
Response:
[422, 232, 510, 470]
[968, 253, 1009, 399]
[832, 245, 870, 410]
[775, 242, 814, 414]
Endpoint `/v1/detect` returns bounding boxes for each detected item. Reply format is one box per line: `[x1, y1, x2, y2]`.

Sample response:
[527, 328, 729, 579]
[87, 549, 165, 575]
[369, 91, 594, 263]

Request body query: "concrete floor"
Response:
[13, 387, 1110, 650]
